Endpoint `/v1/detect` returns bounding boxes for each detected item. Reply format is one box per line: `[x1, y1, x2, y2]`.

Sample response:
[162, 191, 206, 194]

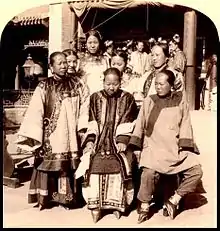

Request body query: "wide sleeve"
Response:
[178, 95, 200, 154]
[81, 93, 99, 148]
[173, 51, 186, 73]
[115, 93, 138, 145]
[77, 80, 90, 132]
[15, 83, 46, 152]
[128, 97, 150, 150]
[128, 52, 135, 72]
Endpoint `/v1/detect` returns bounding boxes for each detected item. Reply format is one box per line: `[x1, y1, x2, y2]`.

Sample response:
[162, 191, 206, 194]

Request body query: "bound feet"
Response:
[164, 193, 181, 219]
[137, 203, 150, 224]
[113, 210, 121, 220]
[164, 200, 179, 219]
[91, 209, 101, 223]
[33, 203, 46, 211]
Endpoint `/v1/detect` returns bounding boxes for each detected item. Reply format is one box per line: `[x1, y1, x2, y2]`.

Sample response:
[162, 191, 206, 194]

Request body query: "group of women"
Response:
[15, 29, 203, 224]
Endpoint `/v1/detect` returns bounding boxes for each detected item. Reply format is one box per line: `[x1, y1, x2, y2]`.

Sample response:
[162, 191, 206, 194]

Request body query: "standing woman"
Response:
[103, 40, 114, 68]
[111, 50, 133, 92]
[79, 29, 108, 94]
[168, 34, 187, 75]
[111, 50, 144, 108]
[142, 41, 184, 98]
[76, 67, 138, 223]
[15, 52, 90, 210]
[62, 49, 80, 74]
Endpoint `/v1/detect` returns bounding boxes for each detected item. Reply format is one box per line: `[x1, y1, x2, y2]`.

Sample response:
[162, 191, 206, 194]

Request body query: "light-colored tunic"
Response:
[15, 76, 90, 205]
[129, 91, 200, 174]
[79, 53, 108, 95]
[168, 48, 187, 74]
[129, 51, 152, 75]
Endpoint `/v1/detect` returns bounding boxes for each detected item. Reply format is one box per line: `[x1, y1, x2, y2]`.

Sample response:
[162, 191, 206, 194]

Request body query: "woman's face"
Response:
[151, 45, 167, 69]
[111, 56, 126, 73]
[104, 73, 121, 96]
[136, 42, 144, 52]
[107, 46, 114, 55]
[66, 54, 77, 74]
[86, 35, 100, 54]
[155, 72, 171, 96]
[169, 41, 177, 54]
[50, 54, 67, 77]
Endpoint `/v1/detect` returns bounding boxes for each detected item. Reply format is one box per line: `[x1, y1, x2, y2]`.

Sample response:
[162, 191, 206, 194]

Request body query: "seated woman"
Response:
[128, 70, 203, 223]
[76, 67, 138, 223]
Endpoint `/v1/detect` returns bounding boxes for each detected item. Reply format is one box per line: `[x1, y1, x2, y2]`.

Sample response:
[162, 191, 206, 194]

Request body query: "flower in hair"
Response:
[104, 40, 113, 47]
[173, 34, 180, 43]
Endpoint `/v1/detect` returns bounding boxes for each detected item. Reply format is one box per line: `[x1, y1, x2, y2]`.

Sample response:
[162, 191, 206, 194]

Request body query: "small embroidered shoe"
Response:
[113, 210, 121, 219]
[164, 200, 179, 219]
[91, 209, 101, 223]
[137, 209, 149, 224]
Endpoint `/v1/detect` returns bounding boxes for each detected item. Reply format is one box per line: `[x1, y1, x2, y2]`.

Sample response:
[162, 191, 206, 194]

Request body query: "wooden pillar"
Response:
[49, 3, 78, 55]
[61, 2, 77, 50]
[49, 3, 63, 55]
[183, 11, 197, 110]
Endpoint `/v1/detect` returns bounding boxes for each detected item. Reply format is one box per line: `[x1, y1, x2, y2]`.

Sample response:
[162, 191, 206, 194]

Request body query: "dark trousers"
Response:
[137, 165, 203, 203]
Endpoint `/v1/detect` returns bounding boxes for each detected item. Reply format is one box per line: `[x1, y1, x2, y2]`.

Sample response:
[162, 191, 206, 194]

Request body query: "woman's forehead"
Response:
[105, 73, 120, 81]
[156, 73, 168, 82]
[152, 45, 163, 54]
[87, 35, 99, 42]
[66, 54, 77, 60]
[111, 56, 125, 62]
[54, 54, 66, 62]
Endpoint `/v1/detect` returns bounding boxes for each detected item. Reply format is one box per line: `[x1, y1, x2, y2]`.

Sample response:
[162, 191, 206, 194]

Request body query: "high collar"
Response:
[101, 89, 122, 99]
[152, 63, 168, 74]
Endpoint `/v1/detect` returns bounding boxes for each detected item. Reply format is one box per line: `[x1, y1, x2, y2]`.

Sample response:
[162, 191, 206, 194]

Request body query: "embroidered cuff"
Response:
[179, 138, 194, 148]
[179, 138, 200, 154]
[128, 135, 142, 150]
[82, 134, 96, 149]
[116, 135, 130, 145]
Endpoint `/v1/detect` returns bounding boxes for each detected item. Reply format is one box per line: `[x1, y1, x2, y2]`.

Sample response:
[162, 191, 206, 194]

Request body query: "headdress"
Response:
[172, 34, 180, 44]
[104, 40, 113, 47]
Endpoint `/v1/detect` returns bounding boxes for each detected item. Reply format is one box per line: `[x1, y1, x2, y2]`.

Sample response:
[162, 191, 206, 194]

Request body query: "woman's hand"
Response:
[117, 143, 127, 153]
[83, 141, 94, 155]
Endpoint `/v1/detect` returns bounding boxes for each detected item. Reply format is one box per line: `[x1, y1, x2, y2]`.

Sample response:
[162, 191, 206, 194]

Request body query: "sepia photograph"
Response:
[1, 0, 218, 228]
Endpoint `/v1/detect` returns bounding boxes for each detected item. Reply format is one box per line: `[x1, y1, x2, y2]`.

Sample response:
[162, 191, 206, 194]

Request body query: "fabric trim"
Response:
[115, 121, 136, 137]
[28, 188, 48, 196]
[128, 135, 142, 150]
[115, 135, 130, 145]
[179, 138, 200, 154]
[81, 120, 99, 147]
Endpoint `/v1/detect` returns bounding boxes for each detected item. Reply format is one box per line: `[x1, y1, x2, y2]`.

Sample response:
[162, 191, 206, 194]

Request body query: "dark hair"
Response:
[159, 69, 176, 87]
[86, 29, 102, 43]
[49, 51, 66, 66]
[103, 67, 122, 82]
[62, 49, 78, 59]
[152, 43, 169, 58]
[136, 40, 145, 46]
[112, 50, 128, 64]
